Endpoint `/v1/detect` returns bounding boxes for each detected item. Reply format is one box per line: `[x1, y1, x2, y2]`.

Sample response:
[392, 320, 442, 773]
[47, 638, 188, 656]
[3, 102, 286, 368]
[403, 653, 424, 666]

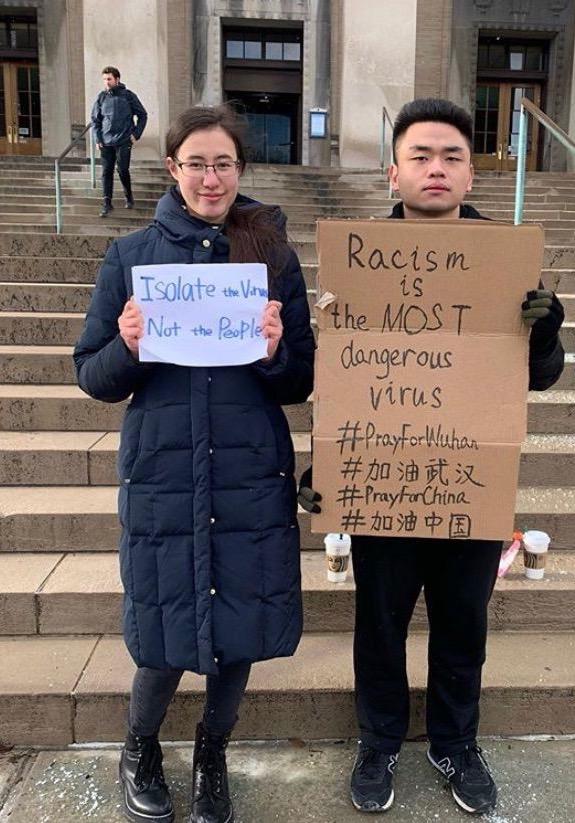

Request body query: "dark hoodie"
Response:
[389, 200, 565, 391]
[91, 82, 147, 147]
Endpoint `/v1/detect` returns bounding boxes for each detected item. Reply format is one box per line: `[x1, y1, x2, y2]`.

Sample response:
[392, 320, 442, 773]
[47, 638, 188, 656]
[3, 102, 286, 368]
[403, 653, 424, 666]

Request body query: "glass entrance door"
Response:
[473, 82, 541, 171]
[228, 93, 299, 165]
[245, 111, 293, 164]
[0, 63, 42, 155]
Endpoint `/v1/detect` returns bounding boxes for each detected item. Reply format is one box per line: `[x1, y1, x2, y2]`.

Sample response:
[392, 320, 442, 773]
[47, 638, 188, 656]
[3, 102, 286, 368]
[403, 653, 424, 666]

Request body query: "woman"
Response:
[74, 105, 315, 823]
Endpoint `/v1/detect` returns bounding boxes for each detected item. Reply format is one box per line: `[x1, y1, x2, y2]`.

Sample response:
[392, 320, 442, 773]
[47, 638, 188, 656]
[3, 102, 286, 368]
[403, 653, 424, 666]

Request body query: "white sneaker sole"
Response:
[426, 749, 491, 815]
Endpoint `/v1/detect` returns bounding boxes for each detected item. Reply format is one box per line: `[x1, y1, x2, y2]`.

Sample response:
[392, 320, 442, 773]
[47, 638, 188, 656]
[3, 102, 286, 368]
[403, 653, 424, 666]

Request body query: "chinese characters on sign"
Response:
[312, 220, 544, 541]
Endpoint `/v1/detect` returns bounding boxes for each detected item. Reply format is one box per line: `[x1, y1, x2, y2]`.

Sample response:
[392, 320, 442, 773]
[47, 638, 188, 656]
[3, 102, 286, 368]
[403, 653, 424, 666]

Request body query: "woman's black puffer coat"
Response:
[74, 188, 315, 674]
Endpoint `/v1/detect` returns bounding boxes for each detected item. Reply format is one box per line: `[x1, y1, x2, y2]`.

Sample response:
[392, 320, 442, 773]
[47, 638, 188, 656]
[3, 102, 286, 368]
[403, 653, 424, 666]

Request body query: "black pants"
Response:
[129, 661, 252, 738]
[100, 143, 133, 203]
[352, 535, 501, 755]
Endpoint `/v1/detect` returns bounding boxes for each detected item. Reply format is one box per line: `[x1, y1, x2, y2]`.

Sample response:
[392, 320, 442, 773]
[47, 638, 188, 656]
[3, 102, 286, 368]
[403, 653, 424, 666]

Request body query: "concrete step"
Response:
[0, 259, 572, 294]
[2, 273, 575, 320]
[0, 384, 571, 434]
[0, 223, 133, 236]
[7, 348, 570, 390]
[0, 234, 110, 258]
[0, 312, 86, 345]
[0, 385, 310, 432]
[0, 281, 320, 315]
[0, 431, 573, 487]
[0, 485, 322, 552]
[561, 295, 575, 321]
[543, 268, 575, 292]
[1, 484, 573, 553]
[0, 345, 76, 383]
[0, 231, 574, 263]
[0, 257, 102, 283]
[0, 282, 94, 312]
[1, 311, 574, 347]
[0, 630, 573, 745]
[1, 549, 574, 637]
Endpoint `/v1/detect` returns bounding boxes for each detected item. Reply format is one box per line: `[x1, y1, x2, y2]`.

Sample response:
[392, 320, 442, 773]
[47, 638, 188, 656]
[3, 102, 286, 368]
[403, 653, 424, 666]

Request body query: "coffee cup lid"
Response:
[523, 530, 551, 551]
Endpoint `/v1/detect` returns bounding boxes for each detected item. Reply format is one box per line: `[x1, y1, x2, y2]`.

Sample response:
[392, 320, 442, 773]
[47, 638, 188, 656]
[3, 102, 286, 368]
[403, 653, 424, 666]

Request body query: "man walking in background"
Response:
[91, 66, 147, 217]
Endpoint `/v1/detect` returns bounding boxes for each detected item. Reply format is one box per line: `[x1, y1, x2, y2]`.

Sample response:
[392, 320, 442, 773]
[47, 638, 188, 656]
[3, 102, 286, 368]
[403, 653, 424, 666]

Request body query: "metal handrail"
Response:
[55, 123, 97, 234]
[515, 98, 575, 225]
[381, 106, 395, 198]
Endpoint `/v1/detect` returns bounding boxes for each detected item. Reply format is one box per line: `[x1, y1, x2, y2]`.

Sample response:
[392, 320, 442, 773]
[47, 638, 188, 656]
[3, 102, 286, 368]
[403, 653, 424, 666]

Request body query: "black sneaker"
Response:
[100, 201, 113, 217]
[350, 744, 399, 813]
[427, 745, 497, 814]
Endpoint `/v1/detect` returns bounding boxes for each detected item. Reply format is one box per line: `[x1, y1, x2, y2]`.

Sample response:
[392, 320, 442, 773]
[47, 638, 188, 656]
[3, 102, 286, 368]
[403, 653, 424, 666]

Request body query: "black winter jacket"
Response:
[389, 201, 565, 390]
[74, 189, 315, 673]
[91, 82, 147, 147]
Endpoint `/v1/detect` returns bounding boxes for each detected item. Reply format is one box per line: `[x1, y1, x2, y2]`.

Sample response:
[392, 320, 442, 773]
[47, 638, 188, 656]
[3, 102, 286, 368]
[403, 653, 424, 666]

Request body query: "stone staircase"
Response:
[0, 158, 574, 747]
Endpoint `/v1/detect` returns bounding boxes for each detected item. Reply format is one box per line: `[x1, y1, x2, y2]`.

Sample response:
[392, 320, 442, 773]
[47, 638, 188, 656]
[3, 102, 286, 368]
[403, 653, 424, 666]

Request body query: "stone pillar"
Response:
[339, 0, 417, 168]
[39, 0, 72, 156]
[307, 0, 331, 167]
[568, 40, 575, 171]
[415, 0, 453, 99]
[83, 0, 169, 159]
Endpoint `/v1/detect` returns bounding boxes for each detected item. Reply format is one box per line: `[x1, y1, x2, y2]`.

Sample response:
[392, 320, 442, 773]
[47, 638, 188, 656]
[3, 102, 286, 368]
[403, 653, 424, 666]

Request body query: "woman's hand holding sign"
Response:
[261, 300, 283, 360]
[119, 297, 144, 357]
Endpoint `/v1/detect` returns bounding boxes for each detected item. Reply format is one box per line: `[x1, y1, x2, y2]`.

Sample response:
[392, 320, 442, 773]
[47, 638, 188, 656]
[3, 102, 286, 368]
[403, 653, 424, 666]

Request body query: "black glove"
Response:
[522, 289, 564, 344]
[298, 466, 322, 514]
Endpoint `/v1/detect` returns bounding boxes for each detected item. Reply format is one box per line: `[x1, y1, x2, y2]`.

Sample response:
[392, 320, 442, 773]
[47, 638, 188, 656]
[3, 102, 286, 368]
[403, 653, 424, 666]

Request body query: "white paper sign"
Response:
[132, 263, 269, 367]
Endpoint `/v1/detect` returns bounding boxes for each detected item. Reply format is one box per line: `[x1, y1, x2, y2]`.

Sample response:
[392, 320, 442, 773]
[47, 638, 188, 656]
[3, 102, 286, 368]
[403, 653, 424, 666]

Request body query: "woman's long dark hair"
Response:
[165, 105, 291, 280]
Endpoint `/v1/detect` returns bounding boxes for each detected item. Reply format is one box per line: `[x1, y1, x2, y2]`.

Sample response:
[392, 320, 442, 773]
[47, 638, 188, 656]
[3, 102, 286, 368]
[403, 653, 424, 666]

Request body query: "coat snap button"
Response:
[210, 517, 215, 524]
[214, 656, 219, 663]
[209, 448, 214, 455]
[202, 239, 211, 248]
[210, 588, 216, 595]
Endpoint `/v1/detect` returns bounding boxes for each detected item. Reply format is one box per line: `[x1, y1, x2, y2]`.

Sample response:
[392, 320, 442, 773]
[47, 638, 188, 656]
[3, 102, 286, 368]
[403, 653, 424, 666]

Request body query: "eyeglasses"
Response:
[173, 159, 241, 178]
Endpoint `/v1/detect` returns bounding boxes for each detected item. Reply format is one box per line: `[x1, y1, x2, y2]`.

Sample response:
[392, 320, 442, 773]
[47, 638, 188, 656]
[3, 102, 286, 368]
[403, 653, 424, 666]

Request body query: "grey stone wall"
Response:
[450, 0, 575, 170]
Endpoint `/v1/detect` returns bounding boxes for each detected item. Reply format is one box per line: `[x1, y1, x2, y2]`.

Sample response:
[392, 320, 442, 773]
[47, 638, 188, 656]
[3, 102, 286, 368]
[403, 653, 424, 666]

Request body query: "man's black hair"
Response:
[392, 98, 473, 160]
[102, 66, 121, 79]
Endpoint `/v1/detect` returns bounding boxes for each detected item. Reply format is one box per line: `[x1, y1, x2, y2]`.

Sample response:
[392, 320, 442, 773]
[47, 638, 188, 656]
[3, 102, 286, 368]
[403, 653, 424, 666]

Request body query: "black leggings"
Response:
[129, 662, 252, 738]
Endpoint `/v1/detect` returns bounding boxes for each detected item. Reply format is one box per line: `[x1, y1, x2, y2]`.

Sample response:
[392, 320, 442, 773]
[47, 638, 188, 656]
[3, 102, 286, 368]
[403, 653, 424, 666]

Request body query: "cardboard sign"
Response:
[312, 219, 544, 541]
[132, 263, 269, 366]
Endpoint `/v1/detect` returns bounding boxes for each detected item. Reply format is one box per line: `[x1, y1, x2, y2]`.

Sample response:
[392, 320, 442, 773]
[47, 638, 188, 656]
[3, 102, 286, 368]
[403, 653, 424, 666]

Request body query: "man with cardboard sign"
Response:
[299, 99, 564, 816]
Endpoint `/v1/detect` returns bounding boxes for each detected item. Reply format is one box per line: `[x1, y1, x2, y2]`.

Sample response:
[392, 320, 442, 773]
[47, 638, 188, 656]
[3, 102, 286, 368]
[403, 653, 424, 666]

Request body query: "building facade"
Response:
[1, 0, 575, 170]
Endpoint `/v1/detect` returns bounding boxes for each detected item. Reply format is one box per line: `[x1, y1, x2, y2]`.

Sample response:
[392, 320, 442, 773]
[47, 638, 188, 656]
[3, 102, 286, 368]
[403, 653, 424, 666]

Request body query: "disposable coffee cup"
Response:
[523, 530, 550, 580]
[324, 533, 352, 583]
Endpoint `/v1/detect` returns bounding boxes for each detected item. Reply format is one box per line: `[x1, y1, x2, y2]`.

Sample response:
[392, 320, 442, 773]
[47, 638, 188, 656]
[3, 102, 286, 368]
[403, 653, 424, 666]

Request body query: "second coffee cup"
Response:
[324, 533, 352, 583]
[523, 530, 550, 580]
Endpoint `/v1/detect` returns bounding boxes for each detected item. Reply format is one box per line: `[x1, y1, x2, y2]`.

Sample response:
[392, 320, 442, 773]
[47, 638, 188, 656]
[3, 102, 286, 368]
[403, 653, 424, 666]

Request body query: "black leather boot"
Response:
[100, 199, 113, 217]
[189, 722, 234, 823]
[119, 731, 174, 822]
